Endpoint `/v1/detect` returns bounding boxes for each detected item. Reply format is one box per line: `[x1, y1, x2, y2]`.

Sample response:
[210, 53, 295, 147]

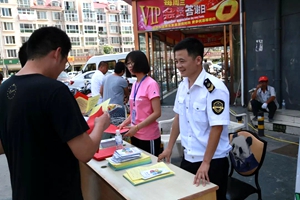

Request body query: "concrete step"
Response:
[249, 111, 300, 136]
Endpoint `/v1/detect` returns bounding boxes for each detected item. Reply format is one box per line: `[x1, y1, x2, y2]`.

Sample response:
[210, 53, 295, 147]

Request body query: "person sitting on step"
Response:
[251, 76, 279, 122]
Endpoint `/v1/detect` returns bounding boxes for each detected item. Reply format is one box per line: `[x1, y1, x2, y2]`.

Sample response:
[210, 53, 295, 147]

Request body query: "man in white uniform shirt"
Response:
[158, 38, 231, 200]
[251, 76, 278, 122]
[91, 61, 108, 104]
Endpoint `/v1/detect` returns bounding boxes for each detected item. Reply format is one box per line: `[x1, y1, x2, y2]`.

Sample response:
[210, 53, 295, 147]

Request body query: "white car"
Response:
[69, 70, 136, 90]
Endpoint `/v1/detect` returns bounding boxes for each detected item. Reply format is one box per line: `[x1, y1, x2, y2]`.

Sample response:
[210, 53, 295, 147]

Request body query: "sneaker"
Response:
[269, 118, 274, 123]
[252, 116, 257, 121]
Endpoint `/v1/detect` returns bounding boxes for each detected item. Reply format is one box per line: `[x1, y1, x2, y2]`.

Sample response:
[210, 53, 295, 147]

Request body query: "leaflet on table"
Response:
[74, 92, 100, 114]
[106, 152, 152, 171]
[123, 162, 175, 186]
[111, 147, 142, 163]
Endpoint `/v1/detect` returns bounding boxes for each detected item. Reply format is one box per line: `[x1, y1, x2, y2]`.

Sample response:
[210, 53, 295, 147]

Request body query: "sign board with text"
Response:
[136, 0, 240, 31]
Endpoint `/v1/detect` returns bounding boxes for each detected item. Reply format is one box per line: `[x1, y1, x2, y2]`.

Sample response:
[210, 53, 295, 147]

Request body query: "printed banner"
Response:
[189, 32, 229, 47]
[137, 0, 240, 31]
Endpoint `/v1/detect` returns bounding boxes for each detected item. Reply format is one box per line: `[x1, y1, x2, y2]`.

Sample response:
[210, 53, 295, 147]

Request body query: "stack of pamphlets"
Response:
[123, 162, 175, 186]
[111, 147, 142, 163]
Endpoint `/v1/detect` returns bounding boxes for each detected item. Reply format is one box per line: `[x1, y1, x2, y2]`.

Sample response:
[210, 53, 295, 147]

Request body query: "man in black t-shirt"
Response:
[0, 27, 110, 200]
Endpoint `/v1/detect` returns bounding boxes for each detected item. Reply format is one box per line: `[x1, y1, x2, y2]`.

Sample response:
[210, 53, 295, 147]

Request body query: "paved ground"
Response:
[0, 90, 299, 200]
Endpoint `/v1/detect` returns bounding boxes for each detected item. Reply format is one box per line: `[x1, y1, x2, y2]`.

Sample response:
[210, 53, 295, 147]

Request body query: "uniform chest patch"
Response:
[204, 78, 215, 93]
[212, 99, 225, 115]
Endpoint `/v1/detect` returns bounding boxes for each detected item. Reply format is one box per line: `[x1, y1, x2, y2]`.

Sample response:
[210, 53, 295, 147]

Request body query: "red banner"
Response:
[136, 0, 240, 31]
[189, 32, 229, 47]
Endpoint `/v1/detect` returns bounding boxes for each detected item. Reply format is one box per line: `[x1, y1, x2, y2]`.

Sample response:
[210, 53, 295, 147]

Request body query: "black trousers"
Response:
[131, 136, 161, 157]
[251, 99, 277, 119]
[180, 157, 229, 200]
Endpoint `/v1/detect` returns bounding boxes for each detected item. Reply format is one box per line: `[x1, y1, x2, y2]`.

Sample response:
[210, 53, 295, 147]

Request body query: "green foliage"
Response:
[103, 45, 114, 54]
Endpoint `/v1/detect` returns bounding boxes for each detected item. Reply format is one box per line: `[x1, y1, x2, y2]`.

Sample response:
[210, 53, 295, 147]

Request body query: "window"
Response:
[66, 25, 79, 33]
[5, 36, 15, 45]
[85, 37, 97, 45]
[51, 1, 60, 7]
[109, 14, 118, 22]
[110, 25, 119, 34]
[37, 11, 47, 20]
[18, 9, 35, 15]
[36, 0, 44, 5]
[97, 12, 106, 23]
[99, 37, 108, 45]
[84, 25, 96, 34]
[121, 26, 132, 34]
[120, 14, 132, 23]
[70, 37, 80, 46]
[120, 5, 128, 11]
[1, 8, 12, 17]
[64, 10, 78, 21]
[124, 48, 133, 52]
[69, 49, 76, 56]
[113, 48, 121, 53]
[110, 37, 120, 44]
[83, 3, 91, 10]
[18, 0, 30, 8]
[64, 1, 75, 10]
[19, 24, 36, 33]
[54, 24, 61, 29]
[52, 12, 61, 20]
[3, 22, 13, 31]
[98, 26, 107, 34]
[7, 49, 17, 58]
[0, 0, 8, 3]
[83, 11, 96, 22]
[21, 36, 29, 43]
[109, 5, 116, 10]
[122, 37, 133, 45]
[38, 24, 47, 28]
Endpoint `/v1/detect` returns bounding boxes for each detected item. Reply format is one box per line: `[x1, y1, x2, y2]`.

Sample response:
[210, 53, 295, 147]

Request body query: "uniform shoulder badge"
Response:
[212, 99, 225, 115]
[204, 78, 215, 93]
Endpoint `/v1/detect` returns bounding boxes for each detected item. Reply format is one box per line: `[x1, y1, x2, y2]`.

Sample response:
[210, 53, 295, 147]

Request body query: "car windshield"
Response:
[58, 72, 69, 78]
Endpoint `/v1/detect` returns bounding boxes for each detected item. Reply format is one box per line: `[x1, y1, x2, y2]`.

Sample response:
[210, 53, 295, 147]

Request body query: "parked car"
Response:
[67, 71, 79, 78]
[69, 70, 96, 90]
[57, 71, 71, 85]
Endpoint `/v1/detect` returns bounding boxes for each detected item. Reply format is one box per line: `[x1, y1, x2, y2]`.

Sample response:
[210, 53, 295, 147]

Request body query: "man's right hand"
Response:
[94, 111, 110, 131]
[256, 83, 262, 89]
[157, 149, 172, 163]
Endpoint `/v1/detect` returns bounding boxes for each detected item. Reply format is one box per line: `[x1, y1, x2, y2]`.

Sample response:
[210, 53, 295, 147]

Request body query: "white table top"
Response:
[86, 142, 218, 200]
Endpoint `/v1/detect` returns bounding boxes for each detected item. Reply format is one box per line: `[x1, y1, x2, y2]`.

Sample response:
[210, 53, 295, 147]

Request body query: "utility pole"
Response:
[0, 22, 7, 78]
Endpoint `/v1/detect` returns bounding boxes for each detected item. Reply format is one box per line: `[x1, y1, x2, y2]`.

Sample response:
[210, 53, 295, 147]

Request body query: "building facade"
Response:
[0, 0, 134, 74]
[244, 0, 300, 110]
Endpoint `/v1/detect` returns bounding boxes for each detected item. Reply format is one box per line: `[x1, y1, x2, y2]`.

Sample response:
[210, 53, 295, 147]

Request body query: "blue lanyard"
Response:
[133, 75, 147, 105]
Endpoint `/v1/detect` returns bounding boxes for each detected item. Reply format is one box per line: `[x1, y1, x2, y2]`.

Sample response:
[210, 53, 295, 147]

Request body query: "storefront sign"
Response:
[0, 59, 20, 65]
[137, 0, 240, 31]
[189, 32, 229, 47]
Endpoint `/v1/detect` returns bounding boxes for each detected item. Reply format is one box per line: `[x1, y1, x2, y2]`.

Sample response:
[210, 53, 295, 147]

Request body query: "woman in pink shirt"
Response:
[118, 50, 161, 156]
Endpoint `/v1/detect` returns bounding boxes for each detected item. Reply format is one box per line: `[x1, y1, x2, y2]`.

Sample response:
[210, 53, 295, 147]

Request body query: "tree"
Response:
[103, 45, 114, 54]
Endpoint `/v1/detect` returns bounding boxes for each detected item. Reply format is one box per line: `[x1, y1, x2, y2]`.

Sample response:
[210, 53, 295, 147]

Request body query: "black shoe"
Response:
[252, 116, 257, 121]
[269, 118, 274, 123]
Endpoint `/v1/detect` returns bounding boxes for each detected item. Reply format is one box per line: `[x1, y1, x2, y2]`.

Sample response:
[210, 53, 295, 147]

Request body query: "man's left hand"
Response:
[261, 103, 268, 109]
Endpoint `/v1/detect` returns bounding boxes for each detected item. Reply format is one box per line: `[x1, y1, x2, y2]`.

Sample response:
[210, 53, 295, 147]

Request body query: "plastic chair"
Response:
[226, 130, 267, 200]
[158, 117, 183, 158]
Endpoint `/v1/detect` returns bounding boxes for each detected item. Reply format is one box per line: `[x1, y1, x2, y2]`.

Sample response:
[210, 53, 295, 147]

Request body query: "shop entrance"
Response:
[137, 24, 241, 104]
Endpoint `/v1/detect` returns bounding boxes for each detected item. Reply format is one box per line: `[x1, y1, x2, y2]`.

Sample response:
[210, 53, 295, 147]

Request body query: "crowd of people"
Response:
[0, 26, 279, 200]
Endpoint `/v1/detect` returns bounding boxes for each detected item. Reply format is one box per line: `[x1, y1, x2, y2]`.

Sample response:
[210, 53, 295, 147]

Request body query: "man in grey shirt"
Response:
[102, 62, 129, 106]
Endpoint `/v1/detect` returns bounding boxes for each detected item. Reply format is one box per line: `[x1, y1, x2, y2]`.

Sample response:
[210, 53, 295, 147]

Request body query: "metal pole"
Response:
[239, 0, 245, 106]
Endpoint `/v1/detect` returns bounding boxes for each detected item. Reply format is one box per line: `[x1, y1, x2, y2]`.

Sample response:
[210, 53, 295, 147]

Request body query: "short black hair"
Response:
[114, 62, 125, 73]
[27, 27, 71, 60]
[125, 50, 150, 74]
[173, 37, 204, 59]
[18, 42, 28, 67]
[98, 61, 108, 69]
